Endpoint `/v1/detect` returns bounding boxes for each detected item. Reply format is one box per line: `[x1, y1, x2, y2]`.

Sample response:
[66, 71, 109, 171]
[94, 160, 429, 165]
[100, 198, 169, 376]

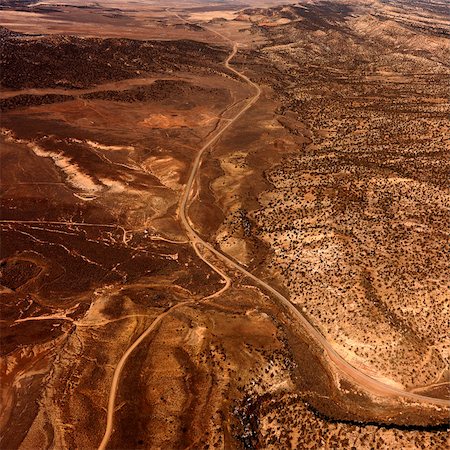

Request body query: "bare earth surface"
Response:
[0, 0, 449, 449]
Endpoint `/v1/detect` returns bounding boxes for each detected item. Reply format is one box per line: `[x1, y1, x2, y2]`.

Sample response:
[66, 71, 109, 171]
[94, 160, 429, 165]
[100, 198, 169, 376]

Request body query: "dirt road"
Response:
[97, 15, 449, 450]
[175, 19, 450, 411]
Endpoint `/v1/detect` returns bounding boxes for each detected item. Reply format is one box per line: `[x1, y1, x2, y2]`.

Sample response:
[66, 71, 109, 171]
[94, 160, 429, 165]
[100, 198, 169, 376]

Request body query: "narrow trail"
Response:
[97, 13, 449, 450]
[97, 300, 194, 450]
[97, 259, 229, 450]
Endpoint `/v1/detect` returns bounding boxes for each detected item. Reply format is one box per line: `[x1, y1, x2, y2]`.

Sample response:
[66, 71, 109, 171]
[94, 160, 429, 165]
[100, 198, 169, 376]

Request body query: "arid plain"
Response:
[0, 0, 449, 449]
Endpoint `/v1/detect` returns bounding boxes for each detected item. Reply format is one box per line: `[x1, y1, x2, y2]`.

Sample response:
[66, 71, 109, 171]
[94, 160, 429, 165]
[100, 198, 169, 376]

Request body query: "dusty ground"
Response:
[1, 0, 449, 449]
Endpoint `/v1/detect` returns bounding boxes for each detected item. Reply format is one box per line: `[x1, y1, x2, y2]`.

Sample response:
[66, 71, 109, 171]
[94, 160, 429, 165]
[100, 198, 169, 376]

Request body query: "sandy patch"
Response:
[212, 152, 253, 210]
[85, 140, 135, 152]
[143, 156, 184, 190]
[139, 111, 216, 129]
[216, 232, 250, 266]
[258, 18, 292, 27]
[185, 326, 208, 351]
[27, 143, 101, 193]
[99, 178, 127, 193]
[188, 11, 237, 21]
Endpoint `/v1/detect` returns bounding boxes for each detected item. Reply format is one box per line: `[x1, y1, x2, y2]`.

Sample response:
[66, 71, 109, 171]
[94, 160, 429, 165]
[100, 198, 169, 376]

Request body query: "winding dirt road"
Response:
[175, 19, 450, 410]
[97, 16, 449, 450]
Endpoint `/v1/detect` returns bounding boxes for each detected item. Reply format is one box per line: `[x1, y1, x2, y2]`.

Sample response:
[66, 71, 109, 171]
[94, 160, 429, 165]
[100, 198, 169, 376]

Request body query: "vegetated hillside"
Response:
[80, 80, 224, 103]
[229, 0, 450, 392]
[0, 34, 228, 89]
[0, 93, 75, 112]
[0, 0, 40, 9]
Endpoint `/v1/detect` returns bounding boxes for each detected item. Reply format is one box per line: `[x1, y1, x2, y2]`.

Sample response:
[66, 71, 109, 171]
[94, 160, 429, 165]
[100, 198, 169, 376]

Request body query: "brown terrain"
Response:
[0, 0, 449, 449]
